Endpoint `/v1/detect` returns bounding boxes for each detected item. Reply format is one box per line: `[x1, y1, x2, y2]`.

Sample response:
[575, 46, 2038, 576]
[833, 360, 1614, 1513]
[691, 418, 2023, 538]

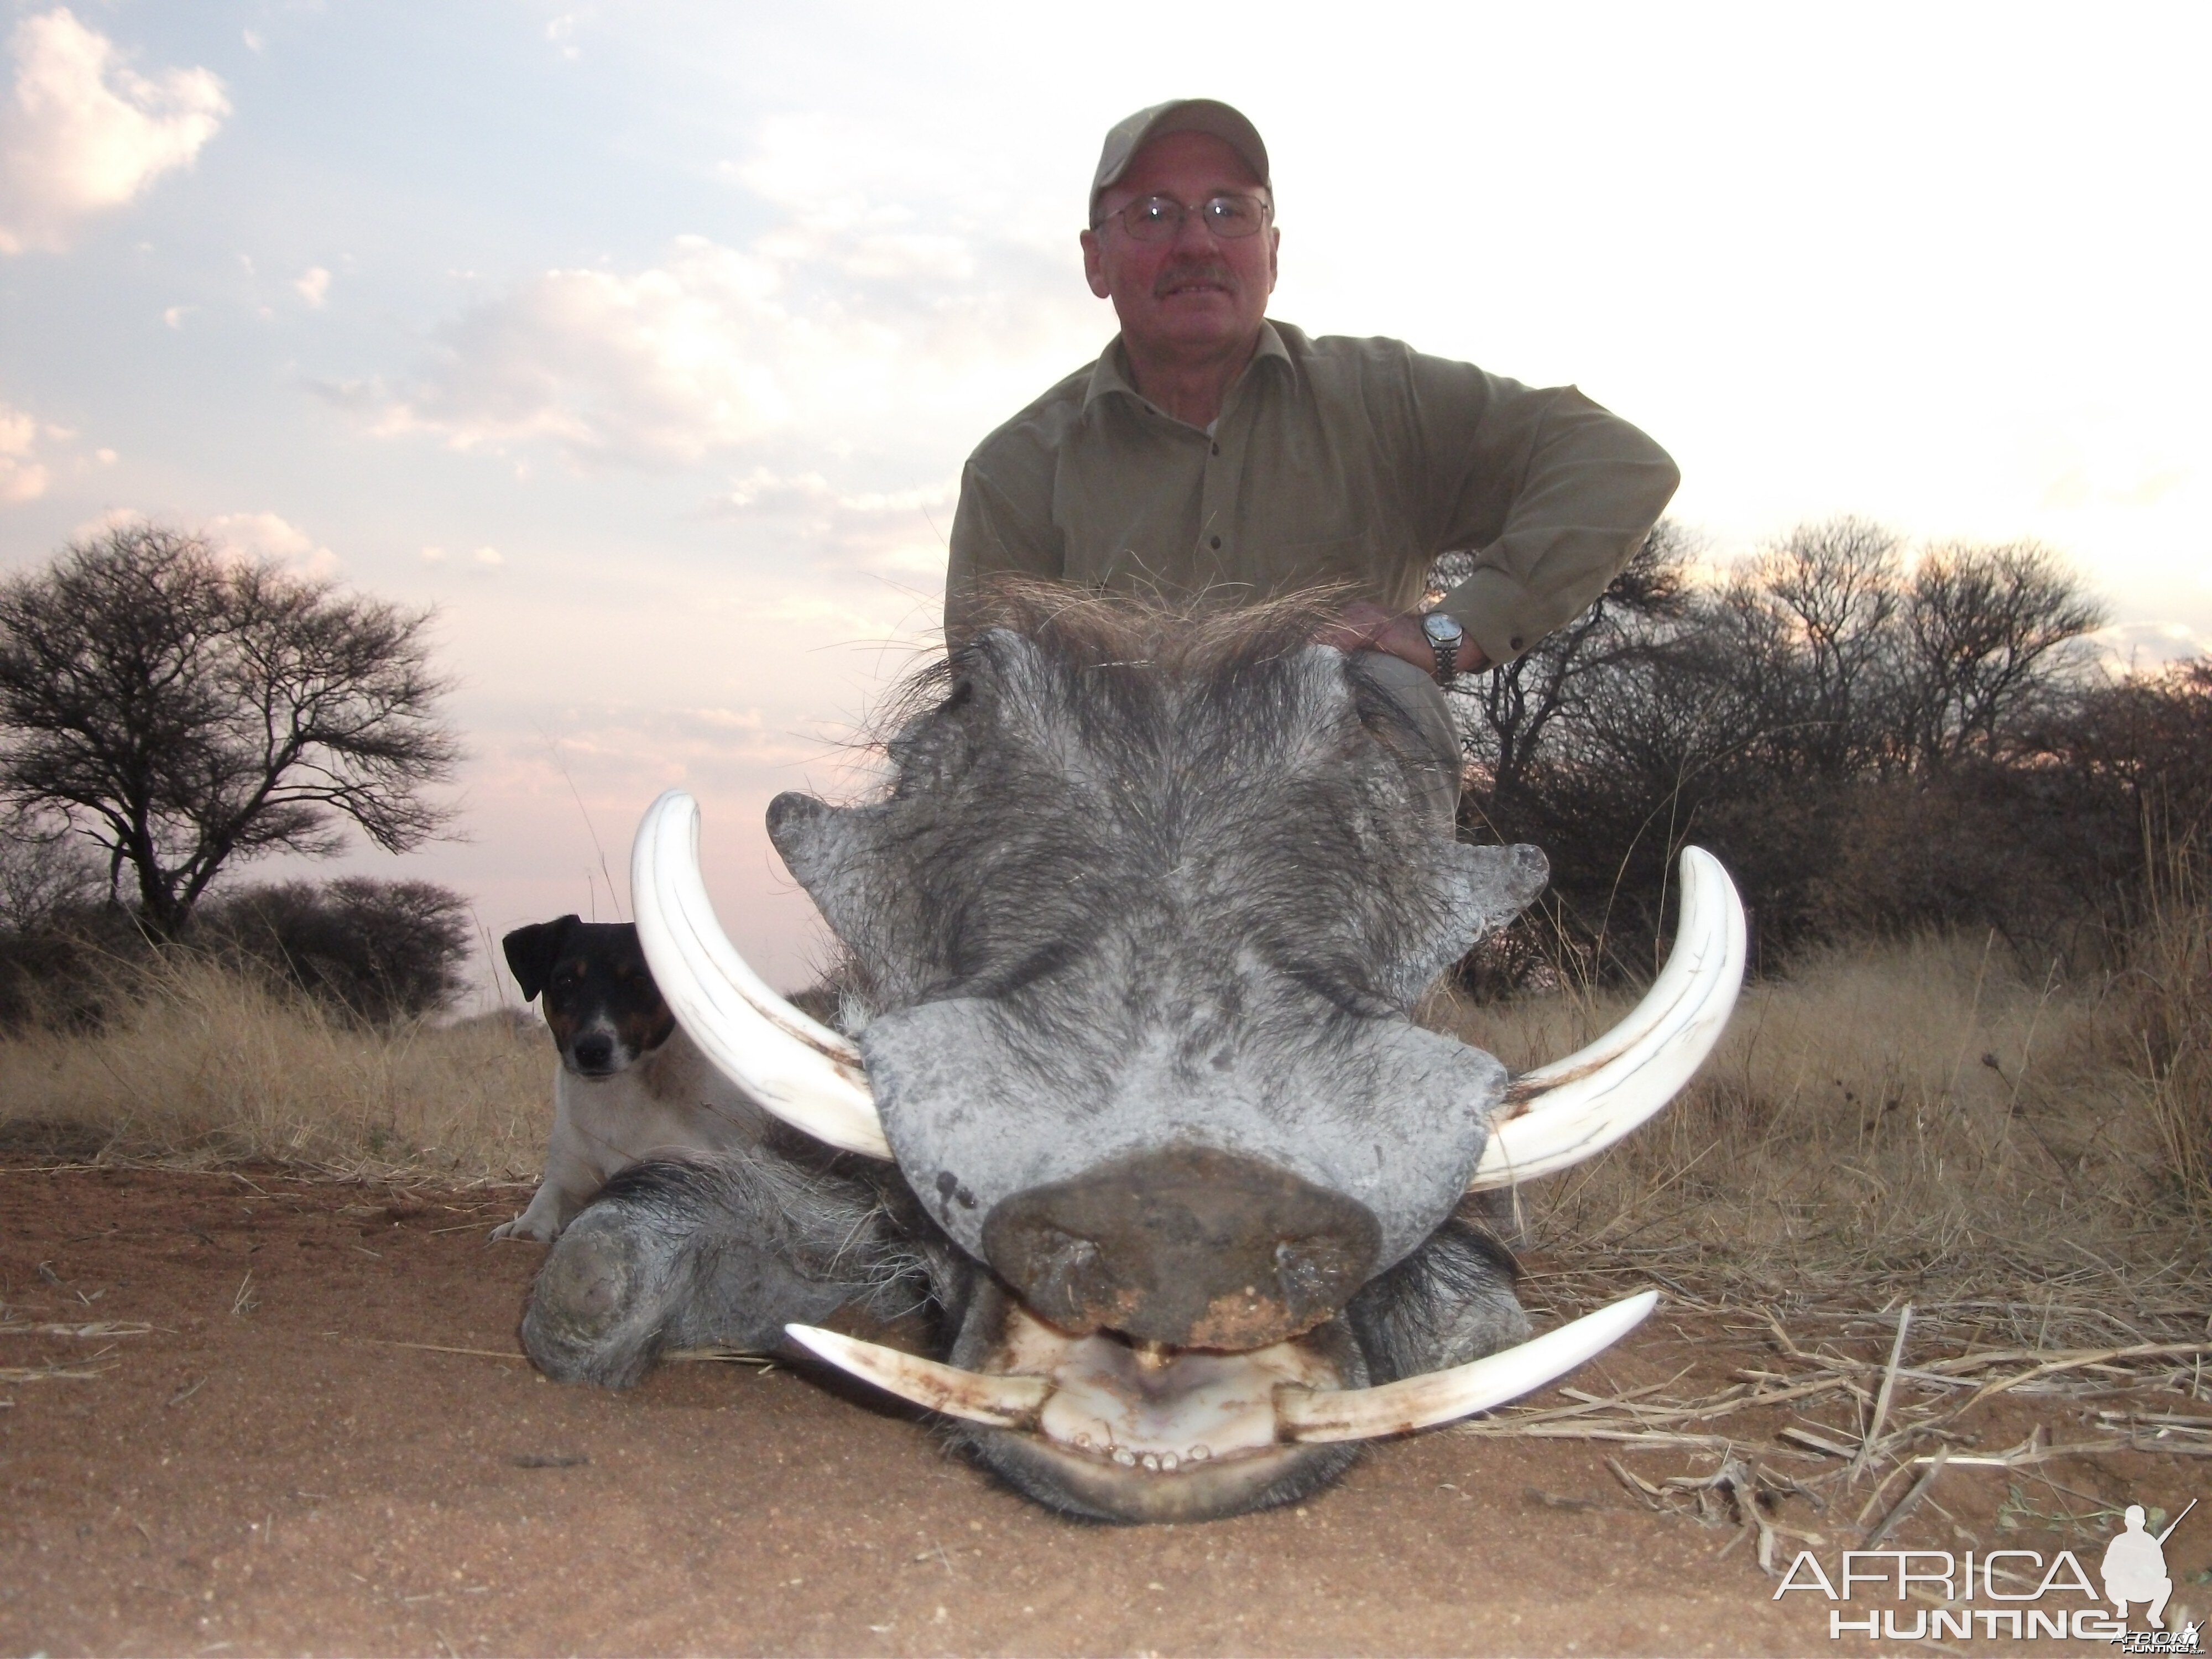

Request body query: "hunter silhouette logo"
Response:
[2104, 1501, 2188, 1630]
[1774, 1491, 2201, 1646]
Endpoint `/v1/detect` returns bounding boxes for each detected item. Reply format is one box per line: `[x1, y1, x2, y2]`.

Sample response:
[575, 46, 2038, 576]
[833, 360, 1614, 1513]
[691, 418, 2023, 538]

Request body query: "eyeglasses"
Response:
[1093, 192, 1271, 242]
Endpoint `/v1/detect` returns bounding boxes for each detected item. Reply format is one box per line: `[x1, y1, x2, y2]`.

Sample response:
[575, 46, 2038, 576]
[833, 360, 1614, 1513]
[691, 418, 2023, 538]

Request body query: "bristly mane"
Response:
[954, 577, 1358, 672]
[882, 577, 1430, 766]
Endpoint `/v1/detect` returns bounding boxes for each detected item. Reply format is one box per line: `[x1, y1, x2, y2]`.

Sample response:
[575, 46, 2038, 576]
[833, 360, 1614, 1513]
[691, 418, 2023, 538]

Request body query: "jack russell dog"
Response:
[492, 914, 771, 1241]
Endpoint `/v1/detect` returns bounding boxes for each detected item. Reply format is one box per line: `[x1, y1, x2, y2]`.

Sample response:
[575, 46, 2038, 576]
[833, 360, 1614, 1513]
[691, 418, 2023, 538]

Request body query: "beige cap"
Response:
[1089, 99, 1270, 223]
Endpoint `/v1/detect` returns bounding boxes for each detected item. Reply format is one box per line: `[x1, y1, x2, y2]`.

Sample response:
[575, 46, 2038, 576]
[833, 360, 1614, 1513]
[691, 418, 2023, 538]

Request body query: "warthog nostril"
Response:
[1274, 1237, 1366, 1327]
[982, 1146, 1380, 1348]
[1025, 1226, 1111, 1316]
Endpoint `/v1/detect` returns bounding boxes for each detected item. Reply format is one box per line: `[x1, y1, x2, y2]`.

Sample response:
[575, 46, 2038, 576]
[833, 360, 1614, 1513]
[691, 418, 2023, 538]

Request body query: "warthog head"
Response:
[635, 589, 1743, 1521]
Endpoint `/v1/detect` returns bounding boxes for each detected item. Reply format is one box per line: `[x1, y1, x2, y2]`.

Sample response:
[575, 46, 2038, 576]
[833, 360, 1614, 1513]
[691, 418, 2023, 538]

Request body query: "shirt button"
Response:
[1510, 635, 1525, 651]
[1210, 442, 1220, 456]
[1209, 535, 1222, 550]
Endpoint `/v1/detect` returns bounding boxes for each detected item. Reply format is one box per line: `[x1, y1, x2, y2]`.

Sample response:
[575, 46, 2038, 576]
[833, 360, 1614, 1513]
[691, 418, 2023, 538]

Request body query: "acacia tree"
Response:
[1738, 516, 1905, 780]
[1901, 539, 2106, 768]
[0, 524, 461, 937]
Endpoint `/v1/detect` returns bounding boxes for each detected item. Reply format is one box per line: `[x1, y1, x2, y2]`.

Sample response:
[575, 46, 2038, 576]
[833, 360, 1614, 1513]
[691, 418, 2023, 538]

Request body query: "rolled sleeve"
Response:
[1420, 373, 1679, 665]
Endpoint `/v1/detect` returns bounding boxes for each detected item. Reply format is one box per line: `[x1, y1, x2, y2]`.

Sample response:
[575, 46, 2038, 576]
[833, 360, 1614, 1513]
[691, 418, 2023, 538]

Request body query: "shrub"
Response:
[191, 878, 473, 1024]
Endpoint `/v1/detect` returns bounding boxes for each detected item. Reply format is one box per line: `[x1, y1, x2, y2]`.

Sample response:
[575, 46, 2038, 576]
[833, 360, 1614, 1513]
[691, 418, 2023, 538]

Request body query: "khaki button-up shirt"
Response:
[947, 321, 1679, 665]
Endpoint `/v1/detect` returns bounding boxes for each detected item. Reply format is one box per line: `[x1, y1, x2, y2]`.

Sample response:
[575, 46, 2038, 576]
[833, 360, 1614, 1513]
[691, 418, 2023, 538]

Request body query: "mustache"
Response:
[1153, 258, 1239, 299]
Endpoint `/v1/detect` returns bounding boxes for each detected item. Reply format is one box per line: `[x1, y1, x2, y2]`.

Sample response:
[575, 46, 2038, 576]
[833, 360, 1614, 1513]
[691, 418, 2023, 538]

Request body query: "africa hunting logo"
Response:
[1774, 1496, 2201, 1646]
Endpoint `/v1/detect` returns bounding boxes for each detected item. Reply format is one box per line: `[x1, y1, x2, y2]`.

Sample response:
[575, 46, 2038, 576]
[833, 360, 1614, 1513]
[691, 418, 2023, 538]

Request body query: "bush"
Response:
[191, 879, 473, 1024]
[1447, 518, 2196, 988]
[0, 827, 103, 932]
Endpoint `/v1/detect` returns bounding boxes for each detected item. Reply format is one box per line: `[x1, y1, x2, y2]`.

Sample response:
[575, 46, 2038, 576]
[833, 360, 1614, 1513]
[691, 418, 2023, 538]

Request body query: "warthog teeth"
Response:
[1274, 1291, 1660, 1443]
[783, 1324, 1051, 1430]
[1470, 848, 1746, 1190]
[788, 1292, 1657, 1455]
[633, 790, 893, 1160]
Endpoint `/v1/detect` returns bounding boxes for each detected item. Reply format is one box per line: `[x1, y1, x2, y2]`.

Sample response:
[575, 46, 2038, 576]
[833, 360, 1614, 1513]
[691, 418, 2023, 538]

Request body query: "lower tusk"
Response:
[1275, 1290, 1658, 1444]
[784, 1324, 1051, 1430]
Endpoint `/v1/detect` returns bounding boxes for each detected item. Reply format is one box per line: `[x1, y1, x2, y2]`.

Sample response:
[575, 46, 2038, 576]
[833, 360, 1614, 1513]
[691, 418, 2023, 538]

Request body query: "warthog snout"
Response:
[980, 1146, 1381, 1349]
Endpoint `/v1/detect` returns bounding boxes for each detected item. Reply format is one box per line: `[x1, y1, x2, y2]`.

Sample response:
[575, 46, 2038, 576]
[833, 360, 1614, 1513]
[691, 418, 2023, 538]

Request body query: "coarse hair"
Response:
[888, 576, 1433, 773]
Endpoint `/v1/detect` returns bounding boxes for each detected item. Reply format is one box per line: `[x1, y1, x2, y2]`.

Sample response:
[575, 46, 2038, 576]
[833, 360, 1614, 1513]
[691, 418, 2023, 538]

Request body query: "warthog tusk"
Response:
[1470, 848, 1745, 1189]
[1274, 1290, 1659, 1443]
[637, 795, 1738, 1180]
[633, 790, 892, 1159]
[787, 1292, 1658, 1450]
[784, 1324, 1050, 1429]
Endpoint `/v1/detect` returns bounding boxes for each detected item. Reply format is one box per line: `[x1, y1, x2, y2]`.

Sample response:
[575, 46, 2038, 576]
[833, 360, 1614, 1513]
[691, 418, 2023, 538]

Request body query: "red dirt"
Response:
[2, 1167, 2203, 1656]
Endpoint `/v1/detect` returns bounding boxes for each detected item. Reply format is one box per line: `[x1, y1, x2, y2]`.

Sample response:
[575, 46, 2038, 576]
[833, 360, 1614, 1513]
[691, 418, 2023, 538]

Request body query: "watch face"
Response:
[1421, 612, 1463, 645]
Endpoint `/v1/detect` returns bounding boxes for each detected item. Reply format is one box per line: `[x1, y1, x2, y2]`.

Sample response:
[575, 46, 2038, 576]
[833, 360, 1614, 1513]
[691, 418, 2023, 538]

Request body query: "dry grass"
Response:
[2122, 843, 2212, 1207]
[1443, 910, 2210, 1595]
[1439, 925, 2211, 1310]
[0, 952, 545, 1180]
[3, 912, 2206, 1316]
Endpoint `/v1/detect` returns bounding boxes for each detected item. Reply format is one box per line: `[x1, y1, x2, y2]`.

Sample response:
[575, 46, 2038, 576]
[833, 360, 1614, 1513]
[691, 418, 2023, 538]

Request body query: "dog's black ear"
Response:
[502, 916, 579, 1003]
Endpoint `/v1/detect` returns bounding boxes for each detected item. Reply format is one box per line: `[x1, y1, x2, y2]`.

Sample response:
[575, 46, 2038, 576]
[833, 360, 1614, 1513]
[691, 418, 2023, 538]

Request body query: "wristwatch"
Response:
[1420, 611, 1465, 686]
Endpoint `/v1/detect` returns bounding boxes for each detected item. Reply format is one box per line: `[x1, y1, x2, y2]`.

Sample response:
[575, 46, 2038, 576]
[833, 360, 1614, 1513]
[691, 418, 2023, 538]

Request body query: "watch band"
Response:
[1430, 633, 1458, 685]
[1421, 613, 1464, 686]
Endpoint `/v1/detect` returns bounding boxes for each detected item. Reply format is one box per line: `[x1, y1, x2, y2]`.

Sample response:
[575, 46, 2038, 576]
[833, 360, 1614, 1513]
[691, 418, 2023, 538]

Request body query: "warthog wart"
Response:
[520, 587, 1744, 1523]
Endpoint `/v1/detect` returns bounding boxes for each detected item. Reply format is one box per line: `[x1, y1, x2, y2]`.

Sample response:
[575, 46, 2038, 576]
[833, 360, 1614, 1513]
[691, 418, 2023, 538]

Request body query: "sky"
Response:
[1, 2, 2206, 1001]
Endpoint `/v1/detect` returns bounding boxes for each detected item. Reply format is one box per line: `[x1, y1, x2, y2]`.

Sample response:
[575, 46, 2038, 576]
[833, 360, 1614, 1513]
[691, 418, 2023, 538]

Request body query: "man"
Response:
[946, 98, 1679, 817]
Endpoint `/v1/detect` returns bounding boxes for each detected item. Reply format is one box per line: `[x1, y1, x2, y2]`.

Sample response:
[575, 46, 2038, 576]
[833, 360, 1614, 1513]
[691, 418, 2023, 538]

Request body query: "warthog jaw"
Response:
[786, 1289, 1656, 1449]
[632, 789, 1745, 1186]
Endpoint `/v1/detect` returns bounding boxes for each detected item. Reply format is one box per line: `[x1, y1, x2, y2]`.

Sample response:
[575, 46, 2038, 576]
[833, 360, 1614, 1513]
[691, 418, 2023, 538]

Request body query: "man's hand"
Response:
[1317, 601, 1490, 677]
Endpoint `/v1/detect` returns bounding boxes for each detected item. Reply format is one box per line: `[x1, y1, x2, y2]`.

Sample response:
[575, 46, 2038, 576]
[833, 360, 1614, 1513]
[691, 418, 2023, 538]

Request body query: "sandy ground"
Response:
[3, 1166, 2205, 1657]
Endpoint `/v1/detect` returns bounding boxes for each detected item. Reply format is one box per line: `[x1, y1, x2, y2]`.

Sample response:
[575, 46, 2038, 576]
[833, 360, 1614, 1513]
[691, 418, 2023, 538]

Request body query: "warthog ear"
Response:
[1444, 843, 1550, 955]
[766, 790, 890, 962]
[766, 792, 855, 893]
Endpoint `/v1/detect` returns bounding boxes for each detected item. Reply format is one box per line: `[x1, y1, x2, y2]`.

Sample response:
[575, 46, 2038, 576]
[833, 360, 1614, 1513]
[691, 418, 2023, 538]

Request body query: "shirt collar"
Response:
[1083, 320, 1293, 415]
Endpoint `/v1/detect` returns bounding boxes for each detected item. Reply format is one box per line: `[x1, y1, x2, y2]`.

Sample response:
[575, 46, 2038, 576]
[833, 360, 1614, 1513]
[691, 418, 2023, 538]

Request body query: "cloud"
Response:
[706, 466, 952, 576]
[2091, 620, 2207, 675]
[477, 700, 817, 808]
[372, 238, 863, 467]
[0, 396, 111, 503]
[545, 12, 584, 60]
[205, 511, 340, 577]
[0, 400, 54, 503]
[365, 119, 1095, 472]
[0, 8, 230, 255]
[293, 265, 331, 307]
